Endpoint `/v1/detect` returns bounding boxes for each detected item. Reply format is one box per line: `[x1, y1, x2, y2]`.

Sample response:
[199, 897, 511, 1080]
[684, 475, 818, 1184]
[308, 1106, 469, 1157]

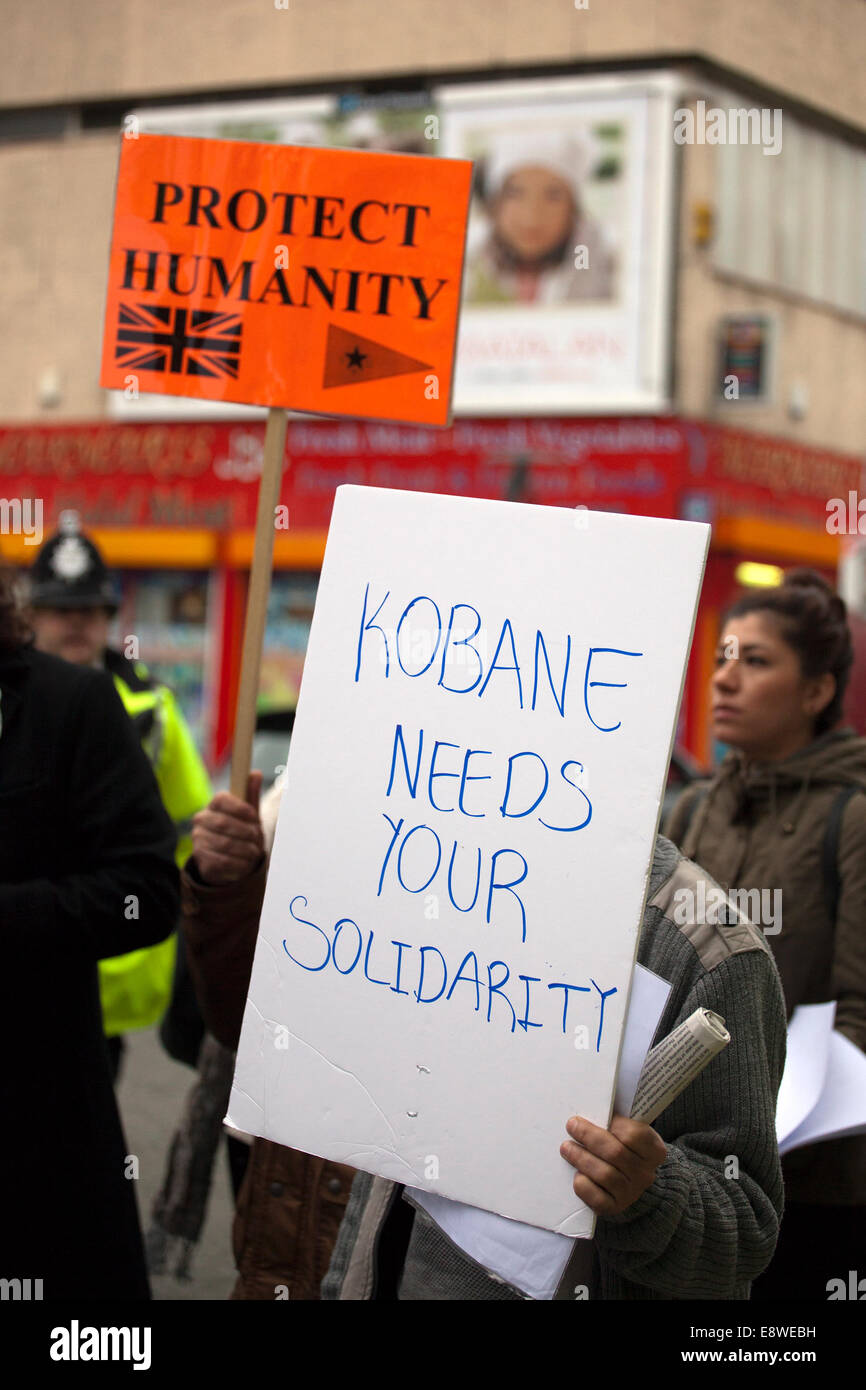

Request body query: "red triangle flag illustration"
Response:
[323, 323, 433, 389]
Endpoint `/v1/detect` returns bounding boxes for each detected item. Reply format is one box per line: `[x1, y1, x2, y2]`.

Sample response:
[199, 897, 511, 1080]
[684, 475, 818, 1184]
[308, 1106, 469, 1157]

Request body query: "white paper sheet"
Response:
[407, 963, 672, 1299]
[780, 1027, 866, 1155]
[775, 1001, 836, 1144]
[612, 964, 674, 1116]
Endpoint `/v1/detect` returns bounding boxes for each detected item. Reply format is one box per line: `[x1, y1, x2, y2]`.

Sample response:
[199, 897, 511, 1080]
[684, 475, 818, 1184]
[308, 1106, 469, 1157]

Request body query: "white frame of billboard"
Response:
[435, 71, 680, 416]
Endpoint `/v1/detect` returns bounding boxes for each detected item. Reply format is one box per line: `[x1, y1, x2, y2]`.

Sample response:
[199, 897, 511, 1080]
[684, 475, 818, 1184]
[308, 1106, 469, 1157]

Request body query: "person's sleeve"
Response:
[592, 947, 786, 1299]
[154, 688, 212, 869]
[181, 856, 268, 1050]
[320, 1171, 381, 1301]
[0, 667, 179, 963]
[831, 795, 866, 1054]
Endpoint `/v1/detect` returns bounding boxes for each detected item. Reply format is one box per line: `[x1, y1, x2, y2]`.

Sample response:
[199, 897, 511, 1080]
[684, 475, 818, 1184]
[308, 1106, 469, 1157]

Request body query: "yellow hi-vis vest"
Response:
[98, 654, 211, 1036]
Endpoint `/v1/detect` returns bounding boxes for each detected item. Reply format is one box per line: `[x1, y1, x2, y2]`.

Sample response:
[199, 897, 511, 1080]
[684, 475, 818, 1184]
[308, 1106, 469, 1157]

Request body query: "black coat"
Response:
[0, 644, 180, 1299]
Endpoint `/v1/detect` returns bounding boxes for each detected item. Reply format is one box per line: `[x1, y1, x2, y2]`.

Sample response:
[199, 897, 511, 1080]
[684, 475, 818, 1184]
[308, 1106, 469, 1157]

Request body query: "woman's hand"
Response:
[560, 1113, 667, 1216]
[191, 772, 265, 885]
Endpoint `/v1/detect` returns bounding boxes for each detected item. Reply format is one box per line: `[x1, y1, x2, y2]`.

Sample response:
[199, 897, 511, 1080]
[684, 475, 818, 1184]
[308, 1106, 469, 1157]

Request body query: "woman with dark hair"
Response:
[665, 568, 866, 1300]
[0, 566, 179, 1298]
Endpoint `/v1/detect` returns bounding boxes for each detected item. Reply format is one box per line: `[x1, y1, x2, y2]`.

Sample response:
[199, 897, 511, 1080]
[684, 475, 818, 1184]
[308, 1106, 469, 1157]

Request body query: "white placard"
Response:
[228, 487, 708, 1233]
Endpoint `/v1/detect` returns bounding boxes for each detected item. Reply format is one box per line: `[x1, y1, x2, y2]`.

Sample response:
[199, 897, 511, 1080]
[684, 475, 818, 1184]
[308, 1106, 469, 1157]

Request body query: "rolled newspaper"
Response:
[630, 1007, 730, 1125]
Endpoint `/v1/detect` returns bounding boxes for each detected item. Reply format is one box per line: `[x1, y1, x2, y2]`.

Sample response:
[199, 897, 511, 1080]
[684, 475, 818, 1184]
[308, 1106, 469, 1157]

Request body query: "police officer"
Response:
[27, 513, 211, 1080]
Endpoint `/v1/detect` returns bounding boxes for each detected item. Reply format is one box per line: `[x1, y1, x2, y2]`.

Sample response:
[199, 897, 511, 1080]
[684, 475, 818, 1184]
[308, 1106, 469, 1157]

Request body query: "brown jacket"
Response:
[664, 728, 866, 1206]
[181, 859, 355, 1299]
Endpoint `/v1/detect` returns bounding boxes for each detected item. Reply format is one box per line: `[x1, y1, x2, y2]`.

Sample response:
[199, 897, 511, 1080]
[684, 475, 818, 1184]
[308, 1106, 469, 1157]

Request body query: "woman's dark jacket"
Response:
[0, 644, 179, 1299]
[665, 728, 866, 1206]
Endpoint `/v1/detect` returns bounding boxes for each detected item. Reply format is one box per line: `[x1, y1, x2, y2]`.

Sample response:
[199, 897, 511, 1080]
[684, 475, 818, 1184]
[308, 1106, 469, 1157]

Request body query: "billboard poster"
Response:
[438, 74, 677, 413]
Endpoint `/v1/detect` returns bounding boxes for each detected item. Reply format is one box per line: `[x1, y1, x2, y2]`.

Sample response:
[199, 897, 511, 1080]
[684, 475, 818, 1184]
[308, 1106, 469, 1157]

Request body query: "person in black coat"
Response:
[0, 576, 180, 1300]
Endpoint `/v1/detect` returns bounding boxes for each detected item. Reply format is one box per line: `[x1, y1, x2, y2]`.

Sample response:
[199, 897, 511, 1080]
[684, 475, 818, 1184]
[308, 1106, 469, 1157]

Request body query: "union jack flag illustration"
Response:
[114, 303, 243, 378]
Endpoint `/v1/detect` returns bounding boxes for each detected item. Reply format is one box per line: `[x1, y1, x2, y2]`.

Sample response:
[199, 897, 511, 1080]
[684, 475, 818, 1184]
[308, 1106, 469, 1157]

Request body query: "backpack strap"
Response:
[678, 783, 710, 853]
[822, 785, 861, 926]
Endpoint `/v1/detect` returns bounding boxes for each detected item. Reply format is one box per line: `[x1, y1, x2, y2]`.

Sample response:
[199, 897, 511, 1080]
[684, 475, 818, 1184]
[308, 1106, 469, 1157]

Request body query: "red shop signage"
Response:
[0, 417, 860, 537]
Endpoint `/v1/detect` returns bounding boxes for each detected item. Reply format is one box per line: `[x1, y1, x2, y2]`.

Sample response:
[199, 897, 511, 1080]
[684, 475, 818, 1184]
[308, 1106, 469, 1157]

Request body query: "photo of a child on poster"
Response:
[463, 129, 619, 305]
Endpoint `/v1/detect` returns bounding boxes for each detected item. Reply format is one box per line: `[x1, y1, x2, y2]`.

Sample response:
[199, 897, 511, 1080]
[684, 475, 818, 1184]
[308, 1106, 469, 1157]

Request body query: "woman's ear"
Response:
[805, 671, 836, 719]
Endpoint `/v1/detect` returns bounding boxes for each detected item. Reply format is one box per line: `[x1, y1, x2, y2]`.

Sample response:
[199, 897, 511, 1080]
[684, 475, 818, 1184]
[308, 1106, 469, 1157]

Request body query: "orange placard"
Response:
[100, 134, 473, 426]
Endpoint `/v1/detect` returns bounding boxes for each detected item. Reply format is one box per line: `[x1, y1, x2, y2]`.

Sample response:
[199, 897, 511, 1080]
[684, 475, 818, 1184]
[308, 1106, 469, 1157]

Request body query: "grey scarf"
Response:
[145, 1032, 237, 1280]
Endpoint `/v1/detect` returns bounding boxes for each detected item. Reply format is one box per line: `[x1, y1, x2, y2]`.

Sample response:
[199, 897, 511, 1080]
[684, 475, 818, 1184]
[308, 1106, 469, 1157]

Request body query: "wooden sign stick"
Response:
[230, 406, 289, 799]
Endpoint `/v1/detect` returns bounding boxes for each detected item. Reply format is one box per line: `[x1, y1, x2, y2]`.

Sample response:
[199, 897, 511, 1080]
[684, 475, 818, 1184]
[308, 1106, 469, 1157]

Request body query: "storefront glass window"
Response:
[260, 572, 320, 713]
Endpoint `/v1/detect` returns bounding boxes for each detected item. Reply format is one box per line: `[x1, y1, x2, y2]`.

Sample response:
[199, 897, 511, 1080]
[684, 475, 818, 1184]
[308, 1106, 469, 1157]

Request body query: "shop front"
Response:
[2, 416, 861, 771]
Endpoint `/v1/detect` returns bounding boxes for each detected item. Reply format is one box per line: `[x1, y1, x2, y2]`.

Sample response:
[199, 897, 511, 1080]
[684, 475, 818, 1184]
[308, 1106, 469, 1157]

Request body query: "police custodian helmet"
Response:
[29, 512, 121, 614]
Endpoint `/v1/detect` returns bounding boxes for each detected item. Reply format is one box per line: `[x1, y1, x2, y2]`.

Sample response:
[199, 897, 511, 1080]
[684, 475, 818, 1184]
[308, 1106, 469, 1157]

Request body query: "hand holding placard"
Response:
[560, 1113, 668, 1216]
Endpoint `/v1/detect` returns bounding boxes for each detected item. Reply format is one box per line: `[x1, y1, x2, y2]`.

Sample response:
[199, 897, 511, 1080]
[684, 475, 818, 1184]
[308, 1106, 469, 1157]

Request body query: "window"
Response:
[714, 97, 866, 318]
